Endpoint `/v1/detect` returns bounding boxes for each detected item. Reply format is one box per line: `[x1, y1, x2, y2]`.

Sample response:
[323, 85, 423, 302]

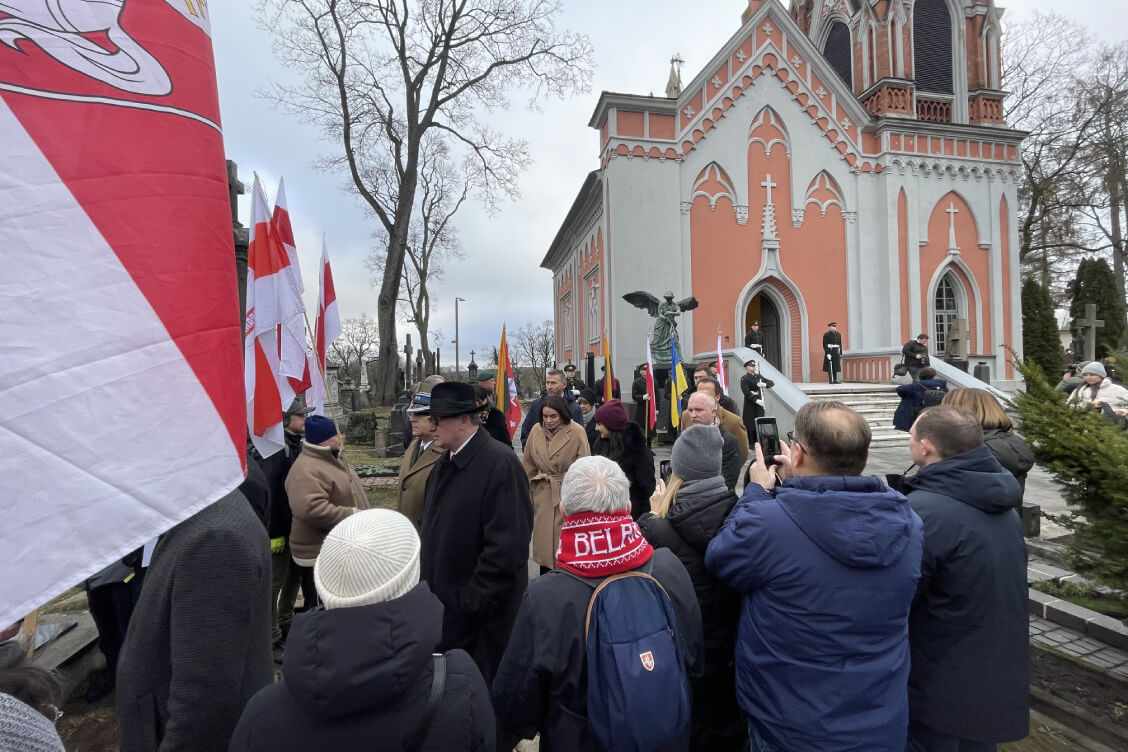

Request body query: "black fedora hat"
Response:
[417, 382, 479, 416]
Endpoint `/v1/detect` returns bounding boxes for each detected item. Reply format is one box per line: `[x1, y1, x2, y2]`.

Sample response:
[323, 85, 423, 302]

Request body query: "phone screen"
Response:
[756, 418, 781, 466]
[659, 460, 672, 483]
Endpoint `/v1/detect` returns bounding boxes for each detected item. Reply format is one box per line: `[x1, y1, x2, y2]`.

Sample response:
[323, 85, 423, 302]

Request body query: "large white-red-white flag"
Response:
[247, 175, 302, 457]
[308, 237, 341, 416]
[270, 178, 312, 396]
[0, 1, 245, 627]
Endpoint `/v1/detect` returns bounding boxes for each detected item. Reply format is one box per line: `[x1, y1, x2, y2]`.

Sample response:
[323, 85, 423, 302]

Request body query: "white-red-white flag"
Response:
[645, 339, 658, 431]
[308, 236, 342, 416]
[0, 1, 245, 627]
[270, 178, 312, 395]
[246, 175, 298, 457]
[716, 332, 729, 396]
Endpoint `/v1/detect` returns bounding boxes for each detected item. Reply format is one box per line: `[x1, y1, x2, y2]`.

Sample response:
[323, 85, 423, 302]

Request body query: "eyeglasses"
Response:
[787, 431, 806, 454]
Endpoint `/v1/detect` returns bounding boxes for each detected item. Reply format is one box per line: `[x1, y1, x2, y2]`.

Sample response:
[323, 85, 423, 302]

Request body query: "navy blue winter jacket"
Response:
[705, 475, 923, 752]
[894, 378, 948, 431]
[904, 446, 1028, 743]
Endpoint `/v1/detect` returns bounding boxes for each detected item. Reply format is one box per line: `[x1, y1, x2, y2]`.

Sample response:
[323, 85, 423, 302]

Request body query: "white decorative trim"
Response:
[841, 117, 852, 129]
[816, 86, 827, 99]
[712, 76, 723, 88]
[791, 54, 803, 68]
[683, 105, 695, 118]
[792, 208, 805, 227]
[679, 201, 692, 215]
[843, 211, 858, 224]
[736, 49, 747, 62]
[762, 21, 774, 34]
[735, 205, 749, 225]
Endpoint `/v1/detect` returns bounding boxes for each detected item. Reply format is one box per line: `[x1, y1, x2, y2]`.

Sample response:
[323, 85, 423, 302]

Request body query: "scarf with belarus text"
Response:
[555, 508, 653, 577]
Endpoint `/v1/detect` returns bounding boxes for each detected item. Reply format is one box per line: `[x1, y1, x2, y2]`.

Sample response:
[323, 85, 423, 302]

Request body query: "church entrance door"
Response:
[746, 292, 783, 371]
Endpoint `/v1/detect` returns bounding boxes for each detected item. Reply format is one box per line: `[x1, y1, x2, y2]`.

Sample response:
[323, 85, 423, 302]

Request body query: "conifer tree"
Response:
[1021, 279, 1065, 379]
[1012, 358, 1128, 592]
[1068, 258, 1126, 358]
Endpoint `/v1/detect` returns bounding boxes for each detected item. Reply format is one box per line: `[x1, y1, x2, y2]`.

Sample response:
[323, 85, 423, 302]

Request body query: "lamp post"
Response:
[454, 297, 466, 381]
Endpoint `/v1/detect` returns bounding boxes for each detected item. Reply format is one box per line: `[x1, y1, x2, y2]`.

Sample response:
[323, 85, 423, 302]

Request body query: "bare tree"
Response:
[328, 314, 379, 381]
[512, 319, 555, 392]
[367, 136, 470, 375]
[258, 0, 593, 403]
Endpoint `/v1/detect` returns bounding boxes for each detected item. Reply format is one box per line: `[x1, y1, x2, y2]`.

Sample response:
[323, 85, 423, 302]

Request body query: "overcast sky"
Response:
[210, 0, 1124, 372]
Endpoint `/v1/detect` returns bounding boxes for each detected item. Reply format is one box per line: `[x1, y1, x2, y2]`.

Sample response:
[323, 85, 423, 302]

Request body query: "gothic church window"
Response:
[933, 273, 962, 354]
[823, 22, 853, 89]
[913, 0, 953, 94]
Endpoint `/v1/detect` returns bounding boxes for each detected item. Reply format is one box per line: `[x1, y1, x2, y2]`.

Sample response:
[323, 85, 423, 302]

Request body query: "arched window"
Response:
[823, 22, 853, 89]
[913, 0, 953, 94]
[933, 273, 962, 353]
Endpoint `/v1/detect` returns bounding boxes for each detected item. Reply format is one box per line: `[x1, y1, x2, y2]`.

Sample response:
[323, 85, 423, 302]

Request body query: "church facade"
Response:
[542, 0, 1023, 386]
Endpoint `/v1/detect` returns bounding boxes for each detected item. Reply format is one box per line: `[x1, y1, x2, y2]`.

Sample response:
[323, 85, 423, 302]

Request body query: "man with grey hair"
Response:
[685, 392, 740, 490]
[520, 368, 583, 447]
[492, 456, 703, 750]
[706, 400, 923, 752]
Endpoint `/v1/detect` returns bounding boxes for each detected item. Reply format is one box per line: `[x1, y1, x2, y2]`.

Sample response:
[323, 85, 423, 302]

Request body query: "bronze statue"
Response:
[623, 290, 699, 364]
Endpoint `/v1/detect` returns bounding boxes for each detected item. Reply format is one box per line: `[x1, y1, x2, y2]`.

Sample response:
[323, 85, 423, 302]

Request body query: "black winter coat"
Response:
[638, 477, 739, 675]
[229, 584, 495, 752]
[631, 375, 651, 428]
[482, 407, 512, 447]
[593, 422, 656, 519]
[255, 430, 303, 539]
[491, 548, 704, 752]
[893, 378, 947, 431]
[421, 429, 533, 686]
[982, 428, 1035, 493]
[903, 446, 1029, 743]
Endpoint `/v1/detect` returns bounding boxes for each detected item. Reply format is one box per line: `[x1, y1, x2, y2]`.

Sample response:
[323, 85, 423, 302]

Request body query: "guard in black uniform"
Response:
[739, 358, 774, 442]
[822, 322, 842, 384]
[744, 320, 763, 354]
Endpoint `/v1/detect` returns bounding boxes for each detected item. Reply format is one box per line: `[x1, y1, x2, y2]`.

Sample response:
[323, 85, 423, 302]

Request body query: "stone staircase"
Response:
[797, 382, 906, 446]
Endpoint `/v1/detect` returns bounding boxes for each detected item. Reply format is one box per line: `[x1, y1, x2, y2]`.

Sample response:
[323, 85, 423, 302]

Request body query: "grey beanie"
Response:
[671, 424, 723, 481]
[1081, 361, 1107, 378]
[0, 693, 65, 752]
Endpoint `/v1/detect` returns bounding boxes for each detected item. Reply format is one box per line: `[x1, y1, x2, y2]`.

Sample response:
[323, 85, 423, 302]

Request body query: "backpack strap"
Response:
[405, 653, 446, 752]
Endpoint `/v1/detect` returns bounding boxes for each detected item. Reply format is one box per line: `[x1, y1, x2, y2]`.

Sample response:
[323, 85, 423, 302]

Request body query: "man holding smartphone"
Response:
[705, 401, 923, 752]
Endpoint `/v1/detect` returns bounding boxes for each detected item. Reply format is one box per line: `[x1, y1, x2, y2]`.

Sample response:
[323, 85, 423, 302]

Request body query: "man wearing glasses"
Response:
[705, 400, 924, 752]
[418, 382, 533, 691]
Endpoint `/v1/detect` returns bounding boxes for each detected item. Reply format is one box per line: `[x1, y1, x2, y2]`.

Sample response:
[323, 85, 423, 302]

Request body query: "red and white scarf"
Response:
[555, 509, 653, 577]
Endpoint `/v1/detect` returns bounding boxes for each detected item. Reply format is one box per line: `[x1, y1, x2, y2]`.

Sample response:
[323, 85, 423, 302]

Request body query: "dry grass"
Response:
[40, 588, 88, 615]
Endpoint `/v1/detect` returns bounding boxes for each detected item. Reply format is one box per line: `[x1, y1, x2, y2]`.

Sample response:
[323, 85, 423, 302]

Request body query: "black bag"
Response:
[405, 654, 447, 752]
[893, 363, 908, 377]
[885, 464, 918, 495]
[920, 386, 946, 409]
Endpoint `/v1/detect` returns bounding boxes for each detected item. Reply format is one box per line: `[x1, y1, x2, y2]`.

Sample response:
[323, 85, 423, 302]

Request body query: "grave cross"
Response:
[404, 333, 413, 387]
[1078, 303, 1105, 363]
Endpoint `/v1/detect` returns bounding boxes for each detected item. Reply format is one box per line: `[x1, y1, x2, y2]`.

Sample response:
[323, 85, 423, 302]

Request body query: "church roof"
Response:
[541, 170, 602, 270]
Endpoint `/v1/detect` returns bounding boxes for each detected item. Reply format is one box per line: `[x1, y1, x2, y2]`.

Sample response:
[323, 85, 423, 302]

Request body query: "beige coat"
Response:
[681, 405, 749, 464]
[522, 421, 590, 568]
[396, 437, 444, 530]
[285, 442, 369, 561]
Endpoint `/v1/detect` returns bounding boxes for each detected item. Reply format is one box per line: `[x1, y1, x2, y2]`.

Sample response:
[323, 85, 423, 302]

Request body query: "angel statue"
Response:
[623, 290, 699, 365]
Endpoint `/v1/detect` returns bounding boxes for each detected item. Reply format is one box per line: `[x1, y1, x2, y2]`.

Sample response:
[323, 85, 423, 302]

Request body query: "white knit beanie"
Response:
[0, 693, 65, 752]
[314, 509, 420, 609]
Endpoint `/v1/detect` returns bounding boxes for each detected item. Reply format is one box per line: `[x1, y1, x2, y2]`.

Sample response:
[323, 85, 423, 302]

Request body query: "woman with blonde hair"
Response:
[942, 388, 1035, 491]
[522, 395, 589, 573]
[638, 424, 742, 750]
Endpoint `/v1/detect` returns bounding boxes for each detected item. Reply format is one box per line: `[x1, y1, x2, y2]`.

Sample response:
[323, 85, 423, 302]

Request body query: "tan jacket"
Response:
[522, 422, 590, 568]
[285, 442, 369, 561]
[681, 405, 749, 464]
[396, 437, 444, 530]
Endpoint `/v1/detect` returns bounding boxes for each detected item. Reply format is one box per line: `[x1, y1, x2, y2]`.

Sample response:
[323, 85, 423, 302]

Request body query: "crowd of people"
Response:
[0, 355, 1051, 752]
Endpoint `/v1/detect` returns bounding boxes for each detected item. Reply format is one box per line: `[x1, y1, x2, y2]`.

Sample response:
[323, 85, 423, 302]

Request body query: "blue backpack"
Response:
[570, 565, 691, 752]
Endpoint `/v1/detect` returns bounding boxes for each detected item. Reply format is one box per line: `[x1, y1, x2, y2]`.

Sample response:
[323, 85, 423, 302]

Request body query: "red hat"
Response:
[594, 399, 629, 432]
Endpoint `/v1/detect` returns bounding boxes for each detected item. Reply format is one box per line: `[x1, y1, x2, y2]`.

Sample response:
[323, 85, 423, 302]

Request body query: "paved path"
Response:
[1029, 617, 1128, 679]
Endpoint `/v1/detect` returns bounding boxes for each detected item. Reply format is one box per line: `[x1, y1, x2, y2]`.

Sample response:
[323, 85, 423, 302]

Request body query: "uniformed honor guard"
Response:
[823, 322, 842, 384]
[744, 320, 763, 353]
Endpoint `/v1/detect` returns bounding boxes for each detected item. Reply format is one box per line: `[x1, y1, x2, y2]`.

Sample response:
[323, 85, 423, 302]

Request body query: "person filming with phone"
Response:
[705, 401, 924, 752]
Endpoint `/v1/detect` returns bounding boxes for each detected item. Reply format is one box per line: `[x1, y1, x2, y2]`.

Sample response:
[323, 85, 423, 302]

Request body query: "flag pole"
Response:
[303, 310, 345, 448]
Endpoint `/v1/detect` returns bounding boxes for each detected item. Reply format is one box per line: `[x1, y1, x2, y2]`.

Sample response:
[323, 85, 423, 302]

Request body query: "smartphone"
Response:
[755, 417, 781, 466]
[659, 459, 673, 483]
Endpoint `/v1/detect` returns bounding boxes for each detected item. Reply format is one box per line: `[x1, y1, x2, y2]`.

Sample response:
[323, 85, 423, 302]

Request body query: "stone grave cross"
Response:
[1078, 303, 1104, 362]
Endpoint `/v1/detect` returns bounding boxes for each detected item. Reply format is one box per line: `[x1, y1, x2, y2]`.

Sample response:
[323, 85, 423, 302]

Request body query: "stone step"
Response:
[799, 383, 907, 446]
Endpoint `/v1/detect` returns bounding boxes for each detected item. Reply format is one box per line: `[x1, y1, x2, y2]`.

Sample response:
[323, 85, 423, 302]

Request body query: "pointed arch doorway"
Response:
[746, 292, 783, 371]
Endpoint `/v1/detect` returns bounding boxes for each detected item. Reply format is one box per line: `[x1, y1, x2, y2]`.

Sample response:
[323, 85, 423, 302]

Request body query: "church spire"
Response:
[665, 54, 684, 98]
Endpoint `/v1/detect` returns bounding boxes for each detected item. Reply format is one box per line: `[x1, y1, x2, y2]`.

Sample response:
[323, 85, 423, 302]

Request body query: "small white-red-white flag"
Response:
[645, 339, 657, 431]
[246, 175, 298, 457]
[716, 332, 729, 396]
[308, 236, 342, 416]
[270, 178, 311, 395]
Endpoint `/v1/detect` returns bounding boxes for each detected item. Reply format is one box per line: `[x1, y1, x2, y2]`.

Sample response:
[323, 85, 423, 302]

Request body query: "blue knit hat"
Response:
[305, 415, 338, 445]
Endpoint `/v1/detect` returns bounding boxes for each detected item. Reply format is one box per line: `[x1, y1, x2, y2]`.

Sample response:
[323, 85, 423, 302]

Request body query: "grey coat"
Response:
[117, 491, 273, 752]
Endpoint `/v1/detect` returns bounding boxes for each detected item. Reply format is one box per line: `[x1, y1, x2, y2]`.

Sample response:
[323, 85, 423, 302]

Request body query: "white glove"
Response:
[755, 399, 765, 408]
[827, 353, 833, 360]
[642, 394, 650, 401]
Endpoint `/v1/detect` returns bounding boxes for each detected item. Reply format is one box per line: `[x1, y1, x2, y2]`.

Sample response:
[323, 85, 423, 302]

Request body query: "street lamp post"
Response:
[454, 297, 466, 381]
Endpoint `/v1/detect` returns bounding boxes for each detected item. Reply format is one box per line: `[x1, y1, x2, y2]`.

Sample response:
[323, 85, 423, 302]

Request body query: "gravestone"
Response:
[1077, 303, 1105, 363]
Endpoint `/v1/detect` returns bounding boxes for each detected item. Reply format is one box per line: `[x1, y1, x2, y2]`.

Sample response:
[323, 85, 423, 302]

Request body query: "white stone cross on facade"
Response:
[761, 174, 777, 205]
[946, 202, 960, 254]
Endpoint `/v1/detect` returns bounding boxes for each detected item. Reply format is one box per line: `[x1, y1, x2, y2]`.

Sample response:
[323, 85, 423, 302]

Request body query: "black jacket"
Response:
[639, 477, 739, 675]
[421, 429, 533, 685]
[492, 548, 704, 752]
[239, 455, 270, 531]
[631, 375, 651, 428]
[982, 428, 1035, 493]
[894, 378, 947, 431]
[718, 427, 741, 491]
[904, 446, 1028, 743]
[229, 584, 495, 751]
[593, 422, 656, 519]
[255, 430, 303, 539]
[902, 340, 930, 368]
[482, 407, 512, 448]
